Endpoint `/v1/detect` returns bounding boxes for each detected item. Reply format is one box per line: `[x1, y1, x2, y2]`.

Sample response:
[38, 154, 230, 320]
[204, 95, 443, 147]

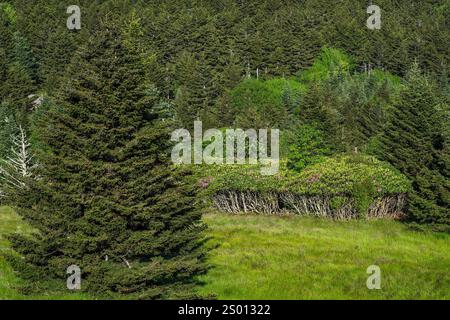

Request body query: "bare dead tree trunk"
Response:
[0, 125, 35, 197]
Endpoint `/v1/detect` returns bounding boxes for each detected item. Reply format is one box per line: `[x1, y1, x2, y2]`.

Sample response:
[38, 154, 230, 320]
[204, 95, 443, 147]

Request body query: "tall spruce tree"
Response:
[7, 23, 208, 298]
[379, 63, 449, 230]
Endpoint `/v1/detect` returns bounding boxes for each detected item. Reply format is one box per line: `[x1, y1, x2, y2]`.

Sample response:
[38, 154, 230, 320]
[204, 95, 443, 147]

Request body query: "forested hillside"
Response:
[1, 0, 449, 124]
[0, 0, 448, 299]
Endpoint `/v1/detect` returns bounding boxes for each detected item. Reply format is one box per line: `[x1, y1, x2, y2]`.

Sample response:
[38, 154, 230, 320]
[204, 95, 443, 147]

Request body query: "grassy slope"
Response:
[1, 206, 449, 299]
[199, 213, 450, 300]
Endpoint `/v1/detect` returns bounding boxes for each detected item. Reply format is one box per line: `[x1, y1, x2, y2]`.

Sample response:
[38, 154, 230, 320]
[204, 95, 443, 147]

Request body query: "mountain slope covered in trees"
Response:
[0, 0, 448, 298]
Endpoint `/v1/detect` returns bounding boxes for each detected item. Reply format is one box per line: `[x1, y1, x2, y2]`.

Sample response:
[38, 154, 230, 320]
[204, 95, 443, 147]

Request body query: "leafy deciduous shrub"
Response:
[198, 155, 410, 220]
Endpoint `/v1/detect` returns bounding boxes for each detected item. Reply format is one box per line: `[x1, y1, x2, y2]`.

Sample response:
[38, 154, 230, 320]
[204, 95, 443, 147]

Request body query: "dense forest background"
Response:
[0, 0, 448, 298]
[1, 0, 449, 119]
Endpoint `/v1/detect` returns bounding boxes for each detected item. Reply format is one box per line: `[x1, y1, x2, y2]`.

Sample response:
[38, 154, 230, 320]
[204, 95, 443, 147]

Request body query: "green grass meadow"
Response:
[1, 206, 449, 300]
[198, 213, 449, 299]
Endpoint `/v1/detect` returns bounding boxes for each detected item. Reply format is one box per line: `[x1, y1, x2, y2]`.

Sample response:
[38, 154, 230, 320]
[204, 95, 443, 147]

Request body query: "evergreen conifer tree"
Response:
[379, 63, 449, 230]
[7, 23, 208, 299]
[173, 52, 212, 128]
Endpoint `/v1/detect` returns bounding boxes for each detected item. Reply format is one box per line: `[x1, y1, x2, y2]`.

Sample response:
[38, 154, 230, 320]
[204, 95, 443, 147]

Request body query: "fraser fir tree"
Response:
[7, 23, 208, 298]
[379, 64, 449, 230]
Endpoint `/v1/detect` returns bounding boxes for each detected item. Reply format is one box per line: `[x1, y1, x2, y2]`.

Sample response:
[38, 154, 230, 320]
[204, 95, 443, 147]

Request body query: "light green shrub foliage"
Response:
[286, 154, 410, 196]
[351, 177, 377, 218]
[0, 3, 16, 24]
[198, 155, 410, 199]
[330, 195, 348, 211]
[231, 78, 305, 111]
[197, 163, 284, 195]
[230, 78, 306, 127]
[298, 47, 353, 83]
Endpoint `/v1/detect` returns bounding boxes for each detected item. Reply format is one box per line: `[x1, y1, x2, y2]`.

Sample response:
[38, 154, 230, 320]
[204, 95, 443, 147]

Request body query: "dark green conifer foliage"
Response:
[0, 101, 18, 159]
[173, 51, 212, 129]
[0, 48, 8, 99]
[0, 4, 36, 116]
[2, 62, 35, 112]
[12, 31, 39, 82]
[0, 3, 15, 102]
[298, 82, 343, 152]
[8, 23, 208, 299]
[0, 3, 15, 64]
[379, 64, 449, 230]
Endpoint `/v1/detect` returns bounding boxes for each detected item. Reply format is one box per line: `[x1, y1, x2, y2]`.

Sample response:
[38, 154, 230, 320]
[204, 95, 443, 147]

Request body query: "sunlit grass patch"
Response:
[199, 212, 450, 300]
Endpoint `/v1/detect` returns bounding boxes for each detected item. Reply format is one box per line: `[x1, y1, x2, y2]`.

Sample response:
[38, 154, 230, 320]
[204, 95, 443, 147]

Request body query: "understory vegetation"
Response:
[193, 45, 448, 231]
[200, 155, 410, 219]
